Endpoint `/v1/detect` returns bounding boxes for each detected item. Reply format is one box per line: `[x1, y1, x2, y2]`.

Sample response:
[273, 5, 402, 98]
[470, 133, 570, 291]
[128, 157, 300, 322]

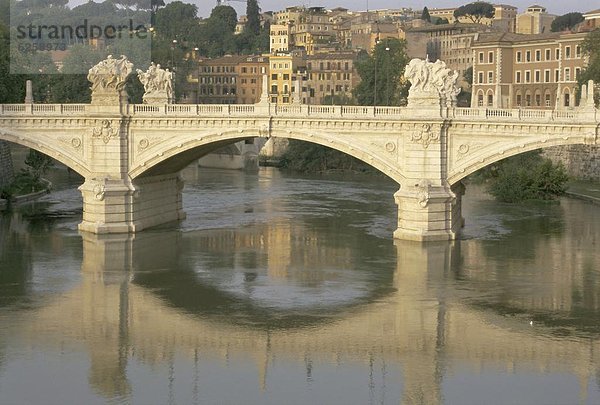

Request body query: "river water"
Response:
[0, 164, 599, 405]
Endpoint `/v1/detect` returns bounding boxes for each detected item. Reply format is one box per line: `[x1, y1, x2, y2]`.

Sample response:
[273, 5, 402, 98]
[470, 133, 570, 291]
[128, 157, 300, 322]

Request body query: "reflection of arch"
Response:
[131, 130, 407, 184]
[0, 129, 90, 177]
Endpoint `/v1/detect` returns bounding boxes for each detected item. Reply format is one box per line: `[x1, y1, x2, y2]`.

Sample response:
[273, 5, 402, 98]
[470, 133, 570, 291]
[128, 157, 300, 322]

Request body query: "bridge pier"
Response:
[79, 174, 185, 234]
[393, 182, 463, 242]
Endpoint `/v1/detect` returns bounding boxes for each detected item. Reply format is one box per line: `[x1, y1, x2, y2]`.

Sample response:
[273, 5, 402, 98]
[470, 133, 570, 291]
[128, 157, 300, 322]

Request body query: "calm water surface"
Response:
[0, 165, 599, 405]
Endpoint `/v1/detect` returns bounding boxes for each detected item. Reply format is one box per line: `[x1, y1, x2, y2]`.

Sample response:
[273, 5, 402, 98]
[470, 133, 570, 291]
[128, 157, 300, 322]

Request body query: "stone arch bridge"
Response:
[0, 95, 598, 241]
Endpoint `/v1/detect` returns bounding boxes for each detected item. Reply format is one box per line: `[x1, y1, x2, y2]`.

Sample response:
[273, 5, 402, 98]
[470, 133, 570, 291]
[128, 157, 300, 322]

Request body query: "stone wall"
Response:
[543, 145, 600, 181]
[0, 140, 14, 189]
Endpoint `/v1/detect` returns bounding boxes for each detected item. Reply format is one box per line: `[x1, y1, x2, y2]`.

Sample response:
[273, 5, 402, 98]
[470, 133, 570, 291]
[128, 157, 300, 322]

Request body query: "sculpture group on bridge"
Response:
[87, 56, 174, 105]
[136, 63, 174, 104]
[87, 55, 133, 93]
[404, 58, 461, 108]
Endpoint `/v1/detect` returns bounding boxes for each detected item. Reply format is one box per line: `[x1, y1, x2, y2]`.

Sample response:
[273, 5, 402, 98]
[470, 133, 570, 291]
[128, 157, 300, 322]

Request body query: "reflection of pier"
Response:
[5, 232, 599, 404]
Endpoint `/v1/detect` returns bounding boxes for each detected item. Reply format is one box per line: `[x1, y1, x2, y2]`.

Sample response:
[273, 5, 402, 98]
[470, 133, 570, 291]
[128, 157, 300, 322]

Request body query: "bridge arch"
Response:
[448, 137, 595, 186]
[0, 128, 91, 178]
[131, 127, 407, 184]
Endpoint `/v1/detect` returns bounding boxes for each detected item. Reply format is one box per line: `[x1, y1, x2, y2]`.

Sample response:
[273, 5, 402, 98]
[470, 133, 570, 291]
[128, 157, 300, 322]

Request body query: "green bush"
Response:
[280, 140, 377, 174]
[484, 151, 569, 203]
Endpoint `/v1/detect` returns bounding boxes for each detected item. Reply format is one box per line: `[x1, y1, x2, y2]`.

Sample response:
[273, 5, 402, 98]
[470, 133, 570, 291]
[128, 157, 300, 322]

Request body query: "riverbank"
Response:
[566, 180, 600, 205]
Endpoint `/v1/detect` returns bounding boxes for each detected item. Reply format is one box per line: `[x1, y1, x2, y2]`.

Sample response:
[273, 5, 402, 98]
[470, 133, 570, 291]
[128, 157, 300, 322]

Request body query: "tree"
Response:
[453, 2, 495, 24]
[579, 29, 600, 104]
[210, 5, 238, 33]
[551, 12, 584, 32]
[421, 7, 431, 22]
[434, 17, 449, 25]
[245, 0, 261, 36]
[353, 38, 410, 106]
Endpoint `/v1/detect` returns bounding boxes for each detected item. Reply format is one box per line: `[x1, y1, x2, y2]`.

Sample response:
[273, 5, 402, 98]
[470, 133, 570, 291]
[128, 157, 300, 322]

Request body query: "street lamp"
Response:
[171, 39, 178, 69]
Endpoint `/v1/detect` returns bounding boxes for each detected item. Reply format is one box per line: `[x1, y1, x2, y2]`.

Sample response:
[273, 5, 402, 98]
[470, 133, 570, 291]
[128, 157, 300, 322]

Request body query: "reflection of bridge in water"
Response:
[3, 228, 598, 404]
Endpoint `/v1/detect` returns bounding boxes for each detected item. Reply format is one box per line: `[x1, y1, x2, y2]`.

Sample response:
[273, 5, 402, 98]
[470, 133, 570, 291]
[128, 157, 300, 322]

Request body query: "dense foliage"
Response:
[551, 12, 584, 32]
[453, 2, 495, 24]
[279, 140, 377, 174]
[579, 29, 600, 104]
[475, 151, 569, 203]
[421, 7, 431, 22]
[353, 38, 410, 106]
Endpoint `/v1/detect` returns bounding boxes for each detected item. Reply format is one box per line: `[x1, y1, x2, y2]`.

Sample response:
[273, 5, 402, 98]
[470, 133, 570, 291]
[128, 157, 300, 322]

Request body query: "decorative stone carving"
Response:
[410, 123, 439, 148]
[136, 62, 174, 104]
[87, 55, 133, 105]
[415, 180, 431, 208]
[92, 120, 116, 144]
[93, 183, 105, 201]
[404, 58, 461, 108]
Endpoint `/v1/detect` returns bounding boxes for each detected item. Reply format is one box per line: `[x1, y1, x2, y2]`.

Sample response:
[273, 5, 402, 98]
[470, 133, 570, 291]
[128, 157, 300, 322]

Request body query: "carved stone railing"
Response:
[0, 103, 596, 123]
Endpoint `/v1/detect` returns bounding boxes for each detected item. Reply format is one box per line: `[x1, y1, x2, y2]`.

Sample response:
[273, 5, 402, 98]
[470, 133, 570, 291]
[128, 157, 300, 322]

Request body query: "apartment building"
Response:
[405, 23, 492, 86]
[582, 8, 600, 30]
[304, 52, 359, 104]
[270, 24, 290, 53]
[237, 55, 269, 104]
[471, 31, 587, 109]
[192, 55, 268, 104]
[268, 52, 305, 104]
[515, 5, 556, 34]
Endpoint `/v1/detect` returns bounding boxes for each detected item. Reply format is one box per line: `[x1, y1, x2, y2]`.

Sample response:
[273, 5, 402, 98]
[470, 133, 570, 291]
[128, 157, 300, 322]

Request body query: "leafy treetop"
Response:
[453, 2, 495, 24]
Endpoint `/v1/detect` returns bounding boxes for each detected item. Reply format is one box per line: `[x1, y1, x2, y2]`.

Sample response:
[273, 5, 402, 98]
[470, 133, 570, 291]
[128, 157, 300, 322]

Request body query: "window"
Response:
[565, 68, 571, 81]
[488, 71, 493, 83]
[555, 69, 560, 82]
[487, 93, 493, 106]
[545, 49, 551, 60]
[271, 73, 277, 80]
[283, 74, 289, 80]
[526, 50, 531, 62]
[516, 51, 522, 62]
[564, 93, 570, 107]
[526, 94, 531, 106]
[488, 51, 494, 63]
[478, 72, 484, 84]
[516, 94, 522, 106]
[479, 52, 484, 63]
[478, 93, 484, 106]
[544, 70, 550, 82]
[535, 50, 541, 61]
[535, 94, 541, 106]
[575, 67, 581, 80]
[545, 94, 551, 107]
[516, 71, 521, 83]
[525, 71, 531, 83]
[565, 46, 571, 58]
[534, 70, 540, 83]
[556, 48, 560, 59]
[576, 45, 581, 58]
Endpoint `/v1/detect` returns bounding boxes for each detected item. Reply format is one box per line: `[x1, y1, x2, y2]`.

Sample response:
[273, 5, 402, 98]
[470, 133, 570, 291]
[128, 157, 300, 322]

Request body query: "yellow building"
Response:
[516, 5, 556, 34]
[268, 53, 303, 104]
